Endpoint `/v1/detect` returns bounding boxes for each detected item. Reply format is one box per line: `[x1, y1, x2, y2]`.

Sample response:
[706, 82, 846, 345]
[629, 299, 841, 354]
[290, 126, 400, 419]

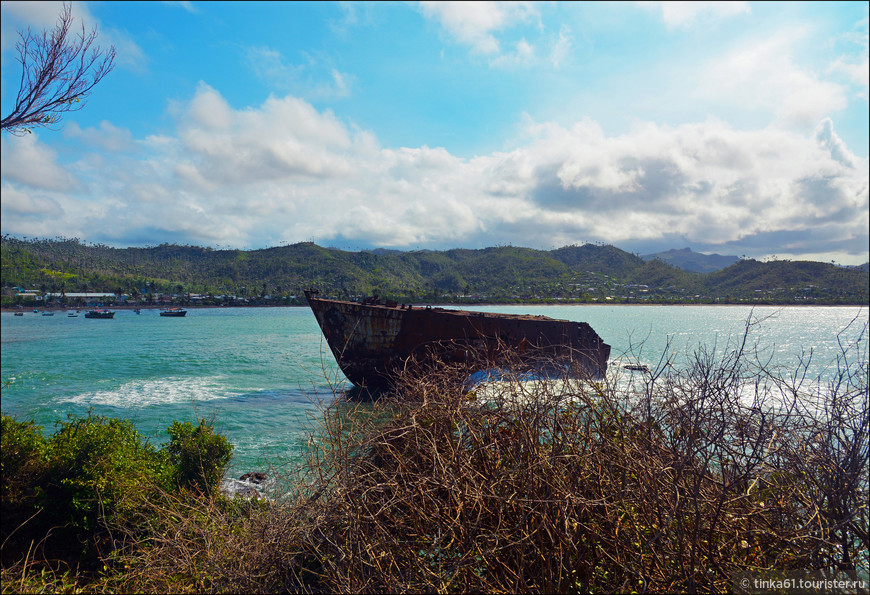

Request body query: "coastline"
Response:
[3, 301, 865, 314]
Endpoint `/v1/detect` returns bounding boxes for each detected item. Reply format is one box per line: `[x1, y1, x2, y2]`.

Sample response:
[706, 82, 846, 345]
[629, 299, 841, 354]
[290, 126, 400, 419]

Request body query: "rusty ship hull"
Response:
[305, 290, 611, 389]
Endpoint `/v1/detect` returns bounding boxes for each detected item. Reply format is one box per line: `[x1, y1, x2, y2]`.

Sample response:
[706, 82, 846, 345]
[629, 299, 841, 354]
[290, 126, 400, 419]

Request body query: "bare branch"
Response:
[1, 2, 116, 135]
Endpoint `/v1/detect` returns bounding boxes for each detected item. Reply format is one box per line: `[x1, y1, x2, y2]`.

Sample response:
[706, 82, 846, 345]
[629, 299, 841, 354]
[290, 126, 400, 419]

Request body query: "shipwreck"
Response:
[305, 290, 611, 390]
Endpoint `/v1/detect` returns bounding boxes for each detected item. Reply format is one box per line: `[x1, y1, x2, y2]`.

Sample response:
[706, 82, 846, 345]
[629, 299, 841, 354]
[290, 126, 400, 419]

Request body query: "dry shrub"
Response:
[102, 489, 324, 594]
[299, 320, 868, 593]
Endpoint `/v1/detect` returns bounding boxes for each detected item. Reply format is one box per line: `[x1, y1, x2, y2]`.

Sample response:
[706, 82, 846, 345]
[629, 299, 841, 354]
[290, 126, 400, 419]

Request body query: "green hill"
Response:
[704, 259, 868, 302]
[1, 236, 866, 305]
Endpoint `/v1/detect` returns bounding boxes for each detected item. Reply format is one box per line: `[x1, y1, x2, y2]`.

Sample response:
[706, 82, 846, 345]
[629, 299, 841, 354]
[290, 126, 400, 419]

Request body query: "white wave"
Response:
[58, 376, 239, 408]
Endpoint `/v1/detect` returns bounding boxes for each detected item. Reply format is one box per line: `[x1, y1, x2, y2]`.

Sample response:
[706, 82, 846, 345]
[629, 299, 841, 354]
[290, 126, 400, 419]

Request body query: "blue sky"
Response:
[1, 1, 868, 264]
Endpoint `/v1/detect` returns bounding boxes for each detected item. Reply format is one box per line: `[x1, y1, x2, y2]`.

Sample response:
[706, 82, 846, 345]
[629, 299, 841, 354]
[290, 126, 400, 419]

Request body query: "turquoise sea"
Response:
[1, 305, 867, 477]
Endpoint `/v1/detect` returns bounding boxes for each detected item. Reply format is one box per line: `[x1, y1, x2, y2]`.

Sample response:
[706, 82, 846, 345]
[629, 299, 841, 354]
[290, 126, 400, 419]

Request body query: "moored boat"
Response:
[304, 290, 610, 390]
[84, 309, 115, 319]
[159, 308, 187, 317]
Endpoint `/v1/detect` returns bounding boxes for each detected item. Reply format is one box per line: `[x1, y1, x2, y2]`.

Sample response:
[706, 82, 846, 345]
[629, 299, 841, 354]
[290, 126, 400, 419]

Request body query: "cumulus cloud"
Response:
[486, 116, 868, 254]
[175, 82, 356, 186]
[65, 121, 136, 152]
[173, 90, 863, 261]
[814, 118, 863, 169]
[0, 134, 78, 191]
[0, 183, 63, 217]
[1, 86, 867, 263]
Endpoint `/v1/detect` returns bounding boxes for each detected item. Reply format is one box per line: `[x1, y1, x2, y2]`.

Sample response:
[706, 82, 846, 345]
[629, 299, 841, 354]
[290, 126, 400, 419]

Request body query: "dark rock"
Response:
[240, 471, 267, 484]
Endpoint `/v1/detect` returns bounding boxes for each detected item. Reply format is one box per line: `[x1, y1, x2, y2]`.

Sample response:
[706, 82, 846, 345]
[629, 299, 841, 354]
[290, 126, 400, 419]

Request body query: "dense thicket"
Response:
[2, 236, 867, 304]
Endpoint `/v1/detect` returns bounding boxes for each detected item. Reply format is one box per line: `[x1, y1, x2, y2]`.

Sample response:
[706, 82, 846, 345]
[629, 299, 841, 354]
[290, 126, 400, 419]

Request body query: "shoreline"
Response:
[3, 301, 865, 314]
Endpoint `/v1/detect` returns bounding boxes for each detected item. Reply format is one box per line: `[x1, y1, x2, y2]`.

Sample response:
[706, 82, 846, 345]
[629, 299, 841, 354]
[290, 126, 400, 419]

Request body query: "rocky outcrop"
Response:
[221, 472, 270, 499]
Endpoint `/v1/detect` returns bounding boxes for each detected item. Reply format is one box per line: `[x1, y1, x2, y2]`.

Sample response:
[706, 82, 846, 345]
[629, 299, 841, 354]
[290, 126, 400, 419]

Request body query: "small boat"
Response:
[159, 308, 187, 317]
[67, 312, 78, 317]
[134, 308, 141, 314]
[623, 363, 651, 373]
[14, 312, 24, 316]
[42, 312, 55, 316]
[84, 309, 115, 319]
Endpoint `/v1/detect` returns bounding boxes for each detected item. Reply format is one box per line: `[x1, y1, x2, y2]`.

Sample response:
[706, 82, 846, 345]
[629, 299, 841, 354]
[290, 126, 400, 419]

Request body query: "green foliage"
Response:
[0, 417, 48, 537]
[0, 412, 233, 571]
[1, 235, 868, 306]
[43, 414, 169, 536]
[165, 419, 233, 494]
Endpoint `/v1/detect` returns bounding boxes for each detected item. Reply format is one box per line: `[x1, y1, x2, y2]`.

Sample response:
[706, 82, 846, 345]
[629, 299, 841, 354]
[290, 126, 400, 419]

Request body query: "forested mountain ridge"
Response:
[1, 236, 867, 305]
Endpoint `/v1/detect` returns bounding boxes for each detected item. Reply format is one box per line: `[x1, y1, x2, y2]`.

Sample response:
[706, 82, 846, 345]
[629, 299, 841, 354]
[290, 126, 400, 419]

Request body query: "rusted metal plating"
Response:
[304, 290, 611, 389]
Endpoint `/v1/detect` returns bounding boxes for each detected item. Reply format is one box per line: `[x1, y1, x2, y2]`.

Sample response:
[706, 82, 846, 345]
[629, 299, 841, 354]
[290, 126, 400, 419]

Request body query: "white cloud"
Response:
[549, 25, 572, 69]
[0, 134, 78, 191]
[829, 52, 869, 99]
[829, 16, 869, 100]
[489, 38, 535, 68]
[245, 46, 352, 99]
[0, 183, 63, 217]
[492, 116, 868, 252]
[418, 1, 539, 55]
[696, 31, 849, 130]
[814, 117, 862, 169]
[0, 1, 146, 70]
[65, 121, 136, 152]
[1, 86, 867, 263]
[176, 83, 355, 186]
[1, 1, 69, 29]
[639, 1, 751, 29]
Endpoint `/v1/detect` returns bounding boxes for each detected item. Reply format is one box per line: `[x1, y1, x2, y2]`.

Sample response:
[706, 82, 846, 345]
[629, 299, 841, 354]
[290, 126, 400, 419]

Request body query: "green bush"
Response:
[44, 414, 170, 537]
[165, 419, 233, 494]
[0, 416, 48, 547]
[1, 412, 235, 571]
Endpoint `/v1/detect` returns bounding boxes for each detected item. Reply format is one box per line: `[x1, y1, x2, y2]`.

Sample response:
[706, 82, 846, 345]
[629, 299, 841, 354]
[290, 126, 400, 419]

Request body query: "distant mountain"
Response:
[642, 248, 739, 273]
[363, 248, 404, 256]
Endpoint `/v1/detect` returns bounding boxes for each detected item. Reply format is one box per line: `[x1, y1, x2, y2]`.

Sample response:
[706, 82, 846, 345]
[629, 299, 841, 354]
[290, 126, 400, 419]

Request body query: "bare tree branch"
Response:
[1, 2, 116, 135]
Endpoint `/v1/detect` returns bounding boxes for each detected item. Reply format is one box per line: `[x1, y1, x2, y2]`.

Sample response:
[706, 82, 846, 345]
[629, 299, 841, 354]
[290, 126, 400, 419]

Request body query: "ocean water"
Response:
[2, 305, 866, 477]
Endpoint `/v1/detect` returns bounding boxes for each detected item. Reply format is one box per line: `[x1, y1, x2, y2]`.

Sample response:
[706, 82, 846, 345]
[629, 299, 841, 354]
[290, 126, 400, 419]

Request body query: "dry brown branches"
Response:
[1, 2, 115, 135]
